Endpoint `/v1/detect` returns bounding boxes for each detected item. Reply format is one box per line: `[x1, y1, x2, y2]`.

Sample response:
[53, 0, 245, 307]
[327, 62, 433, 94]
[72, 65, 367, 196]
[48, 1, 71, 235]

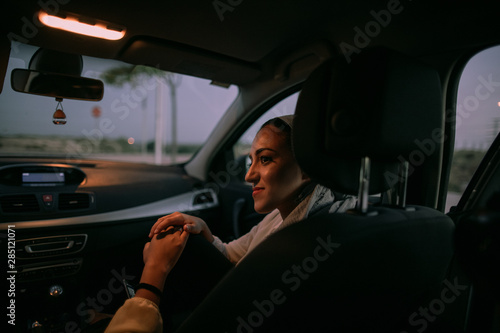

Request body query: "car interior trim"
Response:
[0, 188, 218, 230]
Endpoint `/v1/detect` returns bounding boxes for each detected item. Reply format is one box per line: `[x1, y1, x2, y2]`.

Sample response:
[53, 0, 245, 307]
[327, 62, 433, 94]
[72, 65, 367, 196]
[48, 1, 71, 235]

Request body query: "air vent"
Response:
[193, 191, 214, 205]
[0, 194, 40, 213]
[59, 193, 90, 210]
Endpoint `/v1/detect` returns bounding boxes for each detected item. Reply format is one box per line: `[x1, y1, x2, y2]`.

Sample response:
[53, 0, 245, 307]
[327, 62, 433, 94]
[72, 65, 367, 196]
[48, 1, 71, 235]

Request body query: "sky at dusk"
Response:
[0, 42, 238, 145]
[1, 43, 500, 150]
[454, 45, 500, 150]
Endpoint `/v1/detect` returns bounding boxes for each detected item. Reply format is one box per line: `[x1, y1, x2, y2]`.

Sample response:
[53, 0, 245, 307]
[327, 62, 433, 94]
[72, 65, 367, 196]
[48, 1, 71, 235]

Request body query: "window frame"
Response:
[442, 45, 500, 213]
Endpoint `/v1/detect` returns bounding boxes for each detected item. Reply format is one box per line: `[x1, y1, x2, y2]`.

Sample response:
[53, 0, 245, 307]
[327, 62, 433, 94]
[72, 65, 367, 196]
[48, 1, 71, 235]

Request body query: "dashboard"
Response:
[0, 157, 222, 281]
[0, 157, 223, 331]
[0, 158, 217, 225]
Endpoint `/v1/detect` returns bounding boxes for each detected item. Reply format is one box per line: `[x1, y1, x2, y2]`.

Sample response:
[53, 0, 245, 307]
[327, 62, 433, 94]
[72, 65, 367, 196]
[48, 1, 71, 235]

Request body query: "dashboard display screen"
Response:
[22, 172, 65, 183]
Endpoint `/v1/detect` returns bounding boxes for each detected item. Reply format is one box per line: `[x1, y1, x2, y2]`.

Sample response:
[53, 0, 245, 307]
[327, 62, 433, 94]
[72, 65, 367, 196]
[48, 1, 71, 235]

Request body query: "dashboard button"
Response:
[42, 194, 54, 209]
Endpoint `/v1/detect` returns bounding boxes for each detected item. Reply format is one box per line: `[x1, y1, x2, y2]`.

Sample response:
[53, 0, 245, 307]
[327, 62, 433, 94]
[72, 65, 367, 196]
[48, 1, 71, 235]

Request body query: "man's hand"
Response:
[138, 226, 190, 305]
[143, 225, 189, 270]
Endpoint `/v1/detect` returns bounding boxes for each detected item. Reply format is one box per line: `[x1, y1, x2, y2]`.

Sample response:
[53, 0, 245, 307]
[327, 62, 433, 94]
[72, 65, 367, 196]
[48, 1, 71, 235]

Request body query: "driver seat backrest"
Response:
[176, 47, 455, 333]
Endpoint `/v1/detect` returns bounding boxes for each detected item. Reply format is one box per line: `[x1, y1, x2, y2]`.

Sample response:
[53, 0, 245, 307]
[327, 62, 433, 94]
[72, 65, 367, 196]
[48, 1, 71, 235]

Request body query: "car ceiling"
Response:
[2, 0, 500, 86]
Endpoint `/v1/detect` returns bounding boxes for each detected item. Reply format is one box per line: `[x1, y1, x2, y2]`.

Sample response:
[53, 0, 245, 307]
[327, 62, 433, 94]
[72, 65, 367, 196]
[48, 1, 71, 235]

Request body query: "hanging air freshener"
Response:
[53, 98, 67, 125]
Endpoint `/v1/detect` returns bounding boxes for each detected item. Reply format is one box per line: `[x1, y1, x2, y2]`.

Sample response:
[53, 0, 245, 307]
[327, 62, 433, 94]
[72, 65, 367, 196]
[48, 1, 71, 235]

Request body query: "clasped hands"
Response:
[143, 212, 213, 269]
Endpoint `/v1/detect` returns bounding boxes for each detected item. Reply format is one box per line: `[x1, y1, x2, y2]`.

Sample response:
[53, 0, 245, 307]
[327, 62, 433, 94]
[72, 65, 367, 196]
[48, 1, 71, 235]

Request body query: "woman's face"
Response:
[245, 125, 309, 218]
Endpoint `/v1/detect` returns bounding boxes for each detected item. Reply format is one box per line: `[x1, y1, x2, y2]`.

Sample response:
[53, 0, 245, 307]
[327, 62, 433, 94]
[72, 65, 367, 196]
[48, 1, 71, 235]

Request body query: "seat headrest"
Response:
[293, 47, 442, 194]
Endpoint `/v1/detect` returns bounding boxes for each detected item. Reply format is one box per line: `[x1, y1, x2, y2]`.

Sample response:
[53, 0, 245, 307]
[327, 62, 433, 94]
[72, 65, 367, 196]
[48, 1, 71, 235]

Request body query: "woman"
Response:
[148, 115, 356, 264]
[104, 115, 356, 333]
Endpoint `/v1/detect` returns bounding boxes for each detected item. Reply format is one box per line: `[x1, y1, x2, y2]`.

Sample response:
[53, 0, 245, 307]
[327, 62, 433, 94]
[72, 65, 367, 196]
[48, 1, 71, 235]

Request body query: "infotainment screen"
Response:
[22, 172, 65, 183]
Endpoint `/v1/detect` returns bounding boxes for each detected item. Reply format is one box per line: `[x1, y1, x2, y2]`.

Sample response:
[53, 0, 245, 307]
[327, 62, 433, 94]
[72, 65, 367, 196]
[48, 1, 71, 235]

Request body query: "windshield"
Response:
[0, 42, 238, 165]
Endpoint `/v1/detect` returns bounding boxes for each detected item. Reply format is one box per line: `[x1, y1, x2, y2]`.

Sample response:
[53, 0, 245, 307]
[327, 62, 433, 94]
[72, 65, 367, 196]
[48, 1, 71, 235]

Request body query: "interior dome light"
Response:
[38, 11, 125, 41]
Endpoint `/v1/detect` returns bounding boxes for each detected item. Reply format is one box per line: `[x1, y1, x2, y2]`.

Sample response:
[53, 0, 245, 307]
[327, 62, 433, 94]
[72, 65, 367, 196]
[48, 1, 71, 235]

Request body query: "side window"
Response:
[446, 45, 500, 211]
[233, 92, 300, 177]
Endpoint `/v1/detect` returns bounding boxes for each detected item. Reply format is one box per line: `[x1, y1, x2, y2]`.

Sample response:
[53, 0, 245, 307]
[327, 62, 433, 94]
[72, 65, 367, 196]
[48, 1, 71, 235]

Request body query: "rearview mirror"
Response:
[11, 68, 104, 101]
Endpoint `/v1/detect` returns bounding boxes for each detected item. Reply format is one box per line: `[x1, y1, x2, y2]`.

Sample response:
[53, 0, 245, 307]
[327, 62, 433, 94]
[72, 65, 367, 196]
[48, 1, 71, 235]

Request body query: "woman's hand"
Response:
[148, 212, 214, 243]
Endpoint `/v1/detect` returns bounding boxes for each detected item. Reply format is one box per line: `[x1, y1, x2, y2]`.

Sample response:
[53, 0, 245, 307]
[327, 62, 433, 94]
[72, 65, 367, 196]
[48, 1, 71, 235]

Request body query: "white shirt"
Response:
[211, 184, 356, 264]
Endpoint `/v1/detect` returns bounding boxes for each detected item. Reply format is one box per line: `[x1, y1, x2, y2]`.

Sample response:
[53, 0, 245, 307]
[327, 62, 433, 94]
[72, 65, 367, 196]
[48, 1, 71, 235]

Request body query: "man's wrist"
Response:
[143, 261, 171, 275]
[135, 283, 162, 297]
[138, 265, 168, 304]
[140, 265, 168, 288]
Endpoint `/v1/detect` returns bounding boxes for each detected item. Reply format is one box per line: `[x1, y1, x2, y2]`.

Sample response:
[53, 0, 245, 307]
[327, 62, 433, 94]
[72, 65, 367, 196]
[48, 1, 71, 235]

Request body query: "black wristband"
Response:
[134, 283, 162, 298]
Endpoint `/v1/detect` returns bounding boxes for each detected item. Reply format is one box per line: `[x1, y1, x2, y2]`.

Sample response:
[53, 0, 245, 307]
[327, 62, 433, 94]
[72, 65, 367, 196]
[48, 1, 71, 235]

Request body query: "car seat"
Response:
[176, 47, 455, 333]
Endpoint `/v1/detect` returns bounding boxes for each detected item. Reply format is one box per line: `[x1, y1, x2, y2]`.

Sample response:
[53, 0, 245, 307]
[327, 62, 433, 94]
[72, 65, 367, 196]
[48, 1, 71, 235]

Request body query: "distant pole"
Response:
[170, 84, 177, 163]
[493, 118, 500, 145]
[165, 74, 182, 164]
[154, 80, 164, 165]
[141, 97, 147, 155]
